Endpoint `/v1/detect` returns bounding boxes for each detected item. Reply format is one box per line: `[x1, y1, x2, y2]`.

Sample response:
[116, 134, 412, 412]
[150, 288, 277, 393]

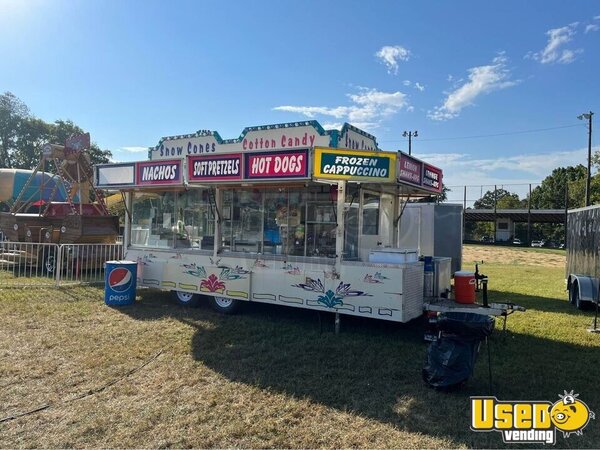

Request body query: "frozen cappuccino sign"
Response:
[313, 148, 396, 182]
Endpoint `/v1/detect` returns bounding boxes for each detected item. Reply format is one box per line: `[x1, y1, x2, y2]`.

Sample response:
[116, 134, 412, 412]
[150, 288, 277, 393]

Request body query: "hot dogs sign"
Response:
[188, 149, 309, 183]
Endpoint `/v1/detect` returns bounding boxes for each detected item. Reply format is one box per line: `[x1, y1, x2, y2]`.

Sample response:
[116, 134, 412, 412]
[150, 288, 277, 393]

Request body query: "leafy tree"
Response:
[473, 188, 525, 209]
[0, 92, 30, 168]
[49, 120, 112, 166]
[530, 165, 587, 209]
[0, 92, 112, 170]
[12, 117, 52, 169]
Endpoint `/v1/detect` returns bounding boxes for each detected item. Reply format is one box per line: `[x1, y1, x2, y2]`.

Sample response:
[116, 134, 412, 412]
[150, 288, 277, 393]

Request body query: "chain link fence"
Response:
[444, 183, 568, 246]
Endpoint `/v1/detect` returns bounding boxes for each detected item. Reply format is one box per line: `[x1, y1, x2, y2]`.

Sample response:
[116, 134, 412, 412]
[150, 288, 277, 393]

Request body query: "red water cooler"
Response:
[454, 271, 476, 304]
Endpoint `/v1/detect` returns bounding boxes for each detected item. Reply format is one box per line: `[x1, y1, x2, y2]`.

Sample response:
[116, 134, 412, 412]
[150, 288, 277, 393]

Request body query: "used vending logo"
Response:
[471, 391, 594, 445]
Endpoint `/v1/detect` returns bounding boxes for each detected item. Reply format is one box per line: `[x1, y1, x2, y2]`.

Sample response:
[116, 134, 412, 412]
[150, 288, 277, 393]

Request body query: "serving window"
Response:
[220, 186, 337, 258]
[130, 188, 214, 250]
[129, 184, 386, 261]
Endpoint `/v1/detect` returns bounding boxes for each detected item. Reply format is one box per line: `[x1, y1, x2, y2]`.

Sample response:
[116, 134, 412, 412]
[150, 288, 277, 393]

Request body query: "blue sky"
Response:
[1, 0, 598, 200]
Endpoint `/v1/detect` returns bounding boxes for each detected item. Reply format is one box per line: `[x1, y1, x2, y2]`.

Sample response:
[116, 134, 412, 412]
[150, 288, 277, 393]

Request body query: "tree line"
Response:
[0, 91, 112, 170]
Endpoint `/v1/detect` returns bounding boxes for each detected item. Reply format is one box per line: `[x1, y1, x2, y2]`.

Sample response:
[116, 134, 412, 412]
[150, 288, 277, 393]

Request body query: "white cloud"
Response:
[594, 15, 600, 20]
[375, 45, 411, 75]
[585, 23, 599, 33]
[529, 22, 582, 64]
[120, 146, 149, 153]
[428, 55, 518, 121]
[403, 80, 424, 91]
[274, 87, 409, 131]
[322, 122, 343, 130]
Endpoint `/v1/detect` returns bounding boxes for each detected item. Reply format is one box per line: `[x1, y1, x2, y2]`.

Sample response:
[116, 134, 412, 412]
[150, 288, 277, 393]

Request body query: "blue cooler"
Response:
[104, 260, 137, 306]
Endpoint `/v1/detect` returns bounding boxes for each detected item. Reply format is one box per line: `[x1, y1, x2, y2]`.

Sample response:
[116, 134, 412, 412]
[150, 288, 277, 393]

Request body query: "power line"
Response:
[380, 123, 583, 143]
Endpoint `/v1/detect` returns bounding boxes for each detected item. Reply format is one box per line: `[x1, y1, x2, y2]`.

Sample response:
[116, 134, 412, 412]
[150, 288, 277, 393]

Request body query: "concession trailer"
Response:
[96, 121, 458, 322]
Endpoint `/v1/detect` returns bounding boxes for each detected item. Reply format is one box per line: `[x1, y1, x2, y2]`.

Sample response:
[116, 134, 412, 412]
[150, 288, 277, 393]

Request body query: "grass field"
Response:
[1, 245, 599, 448]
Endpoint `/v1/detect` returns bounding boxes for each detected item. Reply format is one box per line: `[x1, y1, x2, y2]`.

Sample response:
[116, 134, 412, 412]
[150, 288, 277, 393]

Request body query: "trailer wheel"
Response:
[211, 296, 240, 314]
[173, 290, 200, 306]
[570, 283, 591, 310]
[569, 281, 578, 305]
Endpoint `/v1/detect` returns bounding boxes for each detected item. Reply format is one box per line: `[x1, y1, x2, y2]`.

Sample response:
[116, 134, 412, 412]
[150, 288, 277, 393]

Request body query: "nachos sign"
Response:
[471, 391, 595, 445]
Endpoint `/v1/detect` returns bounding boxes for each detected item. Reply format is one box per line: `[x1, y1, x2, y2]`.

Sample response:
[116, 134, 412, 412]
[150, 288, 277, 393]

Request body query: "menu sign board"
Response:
[313, 148, 395, 182]
[188, 154, 242, 182]
[423, 163, 443, 193]
[397, 153, 423, 186]
[244, 149, 309, 180]
[95, 163, 136, 188]
[136, 159, 182, 186]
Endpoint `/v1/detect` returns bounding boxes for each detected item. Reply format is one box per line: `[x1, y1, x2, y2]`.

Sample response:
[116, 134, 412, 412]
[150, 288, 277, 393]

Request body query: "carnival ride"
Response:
[0, 134, 119, 271]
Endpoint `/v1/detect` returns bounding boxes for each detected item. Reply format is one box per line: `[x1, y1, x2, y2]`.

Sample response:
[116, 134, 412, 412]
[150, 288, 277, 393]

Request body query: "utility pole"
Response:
[402, 130, 418, 155]
[578, 111, 594, 207]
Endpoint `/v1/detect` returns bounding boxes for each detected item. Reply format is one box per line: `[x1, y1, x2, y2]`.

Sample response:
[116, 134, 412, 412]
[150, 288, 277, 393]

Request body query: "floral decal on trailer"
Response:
[293, 278, 371, 309]
[363, 272, 389, 283]
[200, 274, 226, 293]
[179, 262, 249, 293]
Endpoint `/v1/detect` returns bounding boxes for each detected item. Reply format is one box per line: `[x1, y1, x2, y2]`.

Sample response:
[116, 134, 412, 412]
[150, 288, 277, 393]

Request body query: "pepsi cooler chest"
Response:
[105, 260, 137, 306]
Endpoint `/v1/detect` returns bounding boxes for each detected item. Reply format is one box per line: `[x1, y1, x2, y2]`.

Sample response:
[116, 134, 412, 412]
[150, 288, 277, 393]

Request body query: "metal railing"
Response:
[0, 241, 123, 288]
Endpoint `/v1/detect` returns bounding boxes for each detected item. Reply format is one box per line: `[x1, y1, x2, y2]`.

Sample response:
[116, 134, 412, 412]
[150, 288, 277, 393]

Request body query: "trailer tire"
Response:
[569, 281, 578, 305]
[211, 296, 240, 314]
[571, 283, 591, 310]
[173, 290, 200, 306]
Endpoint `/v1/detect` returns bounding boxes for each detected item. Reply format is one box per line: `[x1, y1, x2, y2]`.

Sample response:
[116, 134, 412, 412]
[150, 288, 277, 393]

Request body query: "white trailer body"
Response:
[96, 121, 455, 322]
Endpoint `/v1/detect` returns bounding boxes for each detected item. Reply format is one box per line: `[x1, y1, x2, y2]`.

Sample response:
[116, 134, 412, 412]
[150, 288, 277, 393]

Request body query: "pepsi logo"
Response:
[108, 267, 133, 292]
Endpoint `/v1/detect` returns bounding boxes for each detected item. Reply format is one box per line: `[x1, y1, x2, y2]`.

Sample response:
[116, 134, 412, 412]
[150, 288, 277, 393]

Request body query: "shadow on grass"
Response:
[487, 289, 593, 316]
[118, 290, 600, 448]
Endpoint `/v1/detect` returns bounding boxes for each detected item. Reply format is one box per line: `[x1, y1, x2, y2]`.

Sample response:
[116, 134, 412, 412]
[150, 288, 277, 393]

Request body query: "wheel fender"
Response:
[569, 275, 599, 303]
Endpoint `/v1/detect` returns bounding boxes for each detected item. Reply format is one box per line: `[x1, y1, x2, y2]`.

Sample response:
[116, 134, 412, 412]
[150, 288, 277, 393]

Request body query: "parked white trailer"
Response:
[566, 205, 600, 309]
[96, 121, 455, 322]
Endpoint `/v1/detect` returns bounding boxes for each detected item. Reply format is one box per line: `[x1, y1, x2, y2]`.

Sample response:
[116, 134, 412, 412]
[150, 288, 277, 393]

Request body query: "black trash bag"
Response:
[422, 336, 481, 390]
[436, 312, 495, 339]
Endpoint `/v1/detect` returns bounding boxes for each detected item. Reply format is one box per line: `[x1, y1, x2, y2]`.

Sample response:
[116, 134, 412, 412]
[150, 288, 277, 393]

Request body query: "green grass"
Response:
[1, 250, 599, 448]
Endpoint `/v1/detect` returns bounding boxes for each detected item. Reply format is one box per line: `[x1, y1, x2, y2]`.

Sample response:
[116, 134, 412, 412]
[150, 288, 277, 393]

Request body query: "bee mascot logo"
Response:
[471, 391, 594, 445]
